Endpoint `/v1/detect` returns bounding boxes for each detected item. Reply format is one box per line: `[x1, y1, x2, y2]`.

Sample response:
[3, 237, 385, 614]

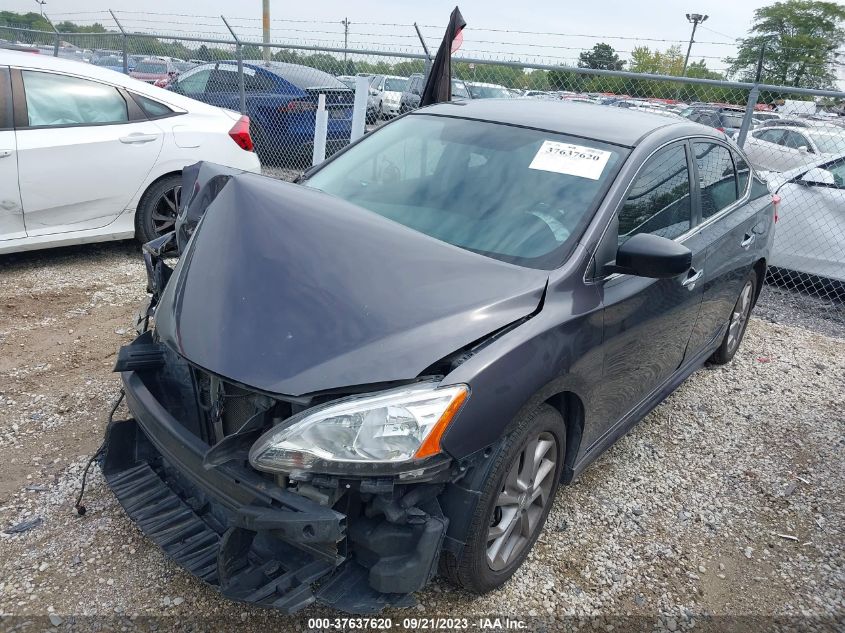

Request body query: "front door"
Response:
[587, 142, 705, 449]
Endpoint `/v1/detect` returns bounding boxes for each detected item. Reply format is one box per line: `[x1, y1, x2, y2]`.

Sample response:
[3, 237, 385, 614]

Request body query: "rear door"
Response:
[686, 141, 770, 356]
[588, 141, 706, 448]
[13, 68, 162, 236]
[0, 66, 25, 240]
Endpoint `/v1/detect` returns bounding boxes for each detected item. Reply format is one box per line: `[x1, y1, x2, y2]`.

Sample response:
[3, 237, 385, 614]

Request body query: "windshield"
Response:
[384, 77, 408, 92]
[304, 114, 624, 268]
[468, 84, 512, 99]
[720, 113, 745, 129]
[452, 79, 470, 98]
[810, 132, 845, 154]
[135, 61, 166, 74]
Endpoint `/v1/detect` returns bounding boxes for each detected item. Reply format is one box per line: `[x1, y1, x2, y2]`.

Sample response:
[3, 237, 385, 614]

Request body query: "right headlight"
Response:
[249, 382, 469, 476]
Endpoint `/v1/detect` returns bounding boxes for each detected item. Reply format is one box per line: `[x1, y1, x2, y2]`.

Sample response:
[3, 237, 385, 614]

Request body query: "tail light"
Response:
[228, 115, 254, 152]
[771, 194, 781, 223]
[281, 100, 317, 114]
[716, 127, 725, 133]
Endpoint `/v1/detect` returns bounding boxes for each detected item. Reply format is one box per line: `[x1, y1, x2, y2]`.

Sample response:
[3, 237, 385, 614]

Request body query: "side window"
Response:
[207, 67, 241, 93]
[175, 68, 211, 94]
[824, 158, 845, 188]
[618, 144, 691, 243]
[243, 70, 276, 93]
[733, 151, 751, 196]
[22, 70, 127, 127]
[782, 131, 812, 152]
[131, 93, 173, 118]
[759, 129, 785, 145]
[694, 142, 738, 219]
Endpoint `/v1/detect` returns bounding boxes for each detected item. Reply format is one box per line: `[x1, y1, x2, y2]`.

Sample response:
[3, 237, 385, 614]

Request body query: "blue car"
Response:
[168, 61, 354, 165]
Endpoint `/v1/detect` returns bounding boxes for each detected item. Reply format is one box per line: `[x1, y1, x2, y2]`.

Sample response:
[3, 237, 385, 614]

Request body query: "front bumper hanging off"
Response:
[101, 369, 449, 614]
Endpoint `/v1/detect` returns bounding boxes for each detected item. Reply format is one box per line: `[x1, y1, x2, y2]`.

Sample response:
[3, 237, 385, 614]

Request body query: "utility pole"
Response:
[34, 0, 46, 18]
[262, 0, 271, 65]
[341, 18, 350, 65]
[681, 13, 708, 78]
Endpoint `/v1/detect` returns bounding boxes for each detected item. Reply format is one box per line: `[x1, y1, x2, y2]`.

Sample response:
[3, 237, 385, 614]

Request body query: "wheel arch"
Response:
[543, 390, 585, 485]
[134, 170, 183, 241]
[752, 257, 767, 306]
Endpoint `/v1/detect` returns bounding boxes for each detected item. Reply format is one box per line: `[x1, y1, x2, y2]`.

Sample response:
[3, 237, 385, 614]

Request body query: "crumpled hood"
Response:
[154, 173, 548, 396]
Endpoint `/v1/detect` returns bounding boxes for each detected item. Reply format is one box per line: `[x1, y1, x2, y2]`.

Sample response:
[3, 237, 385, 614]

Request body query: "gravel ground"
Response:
[0, 243, 843, 632]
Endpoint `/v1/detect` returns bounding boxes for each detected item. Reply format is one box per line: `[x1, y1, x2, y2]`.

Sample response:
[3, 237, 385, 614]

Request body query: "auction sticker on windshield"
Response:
[529, 141, 612, 180]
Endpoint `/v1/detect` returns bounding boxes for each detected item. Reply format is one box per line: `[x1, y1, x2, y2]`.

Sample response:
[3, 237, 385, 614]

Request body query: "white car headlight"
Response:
[249, 382, 469, 475]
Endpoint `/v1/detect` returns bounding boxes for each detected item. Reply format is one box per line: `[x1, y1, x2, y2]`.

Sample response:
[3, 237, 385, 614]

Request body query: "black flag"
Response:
[420, 6, 466, 107]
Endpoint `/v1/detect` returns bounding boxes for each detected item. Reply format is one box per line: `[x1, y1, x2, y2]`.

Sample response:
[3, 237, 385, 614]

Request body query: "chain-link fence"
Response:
[1, 21, 843, 307]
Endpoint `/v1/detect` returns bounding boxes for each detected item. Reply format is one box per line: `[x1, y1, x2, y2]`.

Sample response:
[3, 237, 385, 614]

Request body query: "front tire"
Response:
[441, 404, 565, 594]
[135, 175, 182, 244]
[709, 269, 757, 365]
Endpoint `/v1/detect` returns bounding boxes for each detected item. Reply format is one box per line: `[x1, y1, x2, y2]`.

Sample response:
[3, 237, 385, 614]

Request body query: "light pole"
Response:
[341, 18, 350, 66]
[681, 13, 708, 78]
[262, 0, 271, 65]
[34, 0, 47, 18]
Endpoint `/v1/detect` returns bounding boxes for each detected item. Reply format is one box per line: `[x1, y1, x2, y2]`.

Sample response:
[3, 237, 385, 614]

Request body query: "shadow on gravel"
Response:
[0, 240, 139, 274]
[757, 280, 844, 339]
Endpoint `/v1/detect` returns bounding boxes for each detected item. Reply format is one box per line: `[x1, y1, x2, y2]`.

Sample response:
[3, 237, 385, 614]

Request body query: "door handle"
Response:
[0, 149, 12, 158]
[681, 268, 703, 290]
[740, 233, 756, 249]
[119, 133, 158, 144]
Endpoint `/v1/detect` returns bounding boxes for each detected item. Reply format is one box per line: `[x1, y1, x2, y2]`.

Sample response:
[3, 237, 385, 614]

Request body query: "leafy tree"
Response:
[578, 43, 625, 71]
[0, 10, 51, 30]
[726, 0, 845, 88]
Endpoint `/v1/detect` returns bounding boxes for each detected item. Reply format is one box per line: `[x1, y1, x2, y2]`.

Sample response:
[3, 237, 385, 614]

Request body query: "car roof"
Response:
[414, 99, 719, 148]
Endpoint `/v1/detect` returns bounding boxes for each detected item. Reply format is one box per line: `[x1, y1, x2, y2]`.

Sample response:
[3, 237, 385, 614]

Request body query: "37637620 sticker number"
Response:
[529, 141, 611, 180]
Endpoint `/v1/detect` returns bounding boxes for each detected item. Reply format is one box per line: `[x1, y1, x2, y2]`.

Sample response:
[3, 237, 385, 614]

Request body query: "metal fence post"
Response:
[43, 13, 59, 57]
[736, 85, 760, 148]
[414, 23, 432, 83]
[221, 16, 246, 115]
[109, 10, 128, 74]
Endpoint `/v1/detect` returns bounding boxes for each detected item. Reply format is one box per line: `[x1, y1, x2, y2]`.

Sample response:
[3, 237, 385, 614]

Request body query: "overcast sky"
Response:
[0, 0, 801, 74]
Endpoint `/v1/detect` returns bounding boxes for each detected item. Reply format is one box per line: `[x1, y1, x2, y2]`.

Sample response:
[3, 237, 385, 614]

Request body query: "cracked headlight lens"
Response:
[249, 382, 468, 474]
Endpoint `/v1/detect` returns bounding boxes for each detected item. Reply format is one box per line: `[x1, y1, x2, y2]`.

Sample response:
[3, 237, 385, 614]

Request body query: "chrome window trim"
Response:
[585, 134, 751, 284]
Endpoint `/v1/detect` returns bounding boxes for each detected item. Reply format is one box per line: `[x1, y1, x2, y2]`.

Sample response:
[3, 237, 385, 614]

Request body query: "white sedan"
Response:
[742, 124, 845, 173]
[0, 50, 260, 255]
[763, 154, 845, 285]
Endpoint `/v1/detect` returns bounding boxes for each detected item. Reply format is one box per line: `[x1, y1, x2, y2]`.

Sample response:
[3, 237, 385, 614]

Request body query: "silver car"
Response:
[743, 125, 845, 172]
[763, 154, 845, 284]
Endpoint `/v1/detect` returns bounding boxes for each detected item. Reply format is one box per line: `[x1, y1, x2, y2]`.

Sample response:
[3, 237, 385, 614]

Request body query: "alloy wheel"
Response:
[486, 432, 558, 571]
[151, 185, 181, 236]
[727, 280, 753, 354]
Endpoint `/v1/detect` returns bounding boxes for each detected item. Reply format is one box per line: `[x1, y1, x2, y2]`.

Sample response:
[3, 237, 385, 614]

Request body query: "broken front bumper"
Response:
[102, 369, 448, 614]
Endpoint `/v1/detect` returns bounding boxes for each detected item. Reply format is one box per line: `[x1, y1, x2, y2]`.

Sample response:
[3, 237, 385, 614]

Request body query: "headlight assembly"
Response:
[249, 382, 469, 476]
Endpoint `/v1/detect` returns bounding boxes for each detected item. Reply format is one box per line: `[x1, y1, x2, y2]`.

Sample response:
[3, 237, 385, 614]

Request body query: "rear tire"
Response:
[441, 404, 565, 594]
[709, 269, 757, 365]
[135, 175, 182, 244]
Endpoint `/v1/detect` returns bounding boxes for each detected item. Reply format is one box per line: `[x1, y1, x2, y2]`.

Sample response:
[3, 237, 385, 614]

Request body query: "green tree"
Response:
[578, 43, 625, 71]
[726, 0, 845, 88]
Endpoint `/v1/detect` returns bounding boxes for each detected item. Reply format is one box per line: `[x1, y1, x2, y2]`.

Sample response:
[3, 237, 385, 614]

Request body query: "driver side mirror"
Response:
[799, 167, 836, 186]
[604, 233, 692, 278]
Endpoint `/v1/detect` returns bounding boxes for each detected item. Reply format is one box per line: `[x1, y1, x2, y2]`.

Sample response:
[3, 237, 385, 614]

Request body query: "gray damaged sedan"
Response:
[102, 100, 776, 613]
